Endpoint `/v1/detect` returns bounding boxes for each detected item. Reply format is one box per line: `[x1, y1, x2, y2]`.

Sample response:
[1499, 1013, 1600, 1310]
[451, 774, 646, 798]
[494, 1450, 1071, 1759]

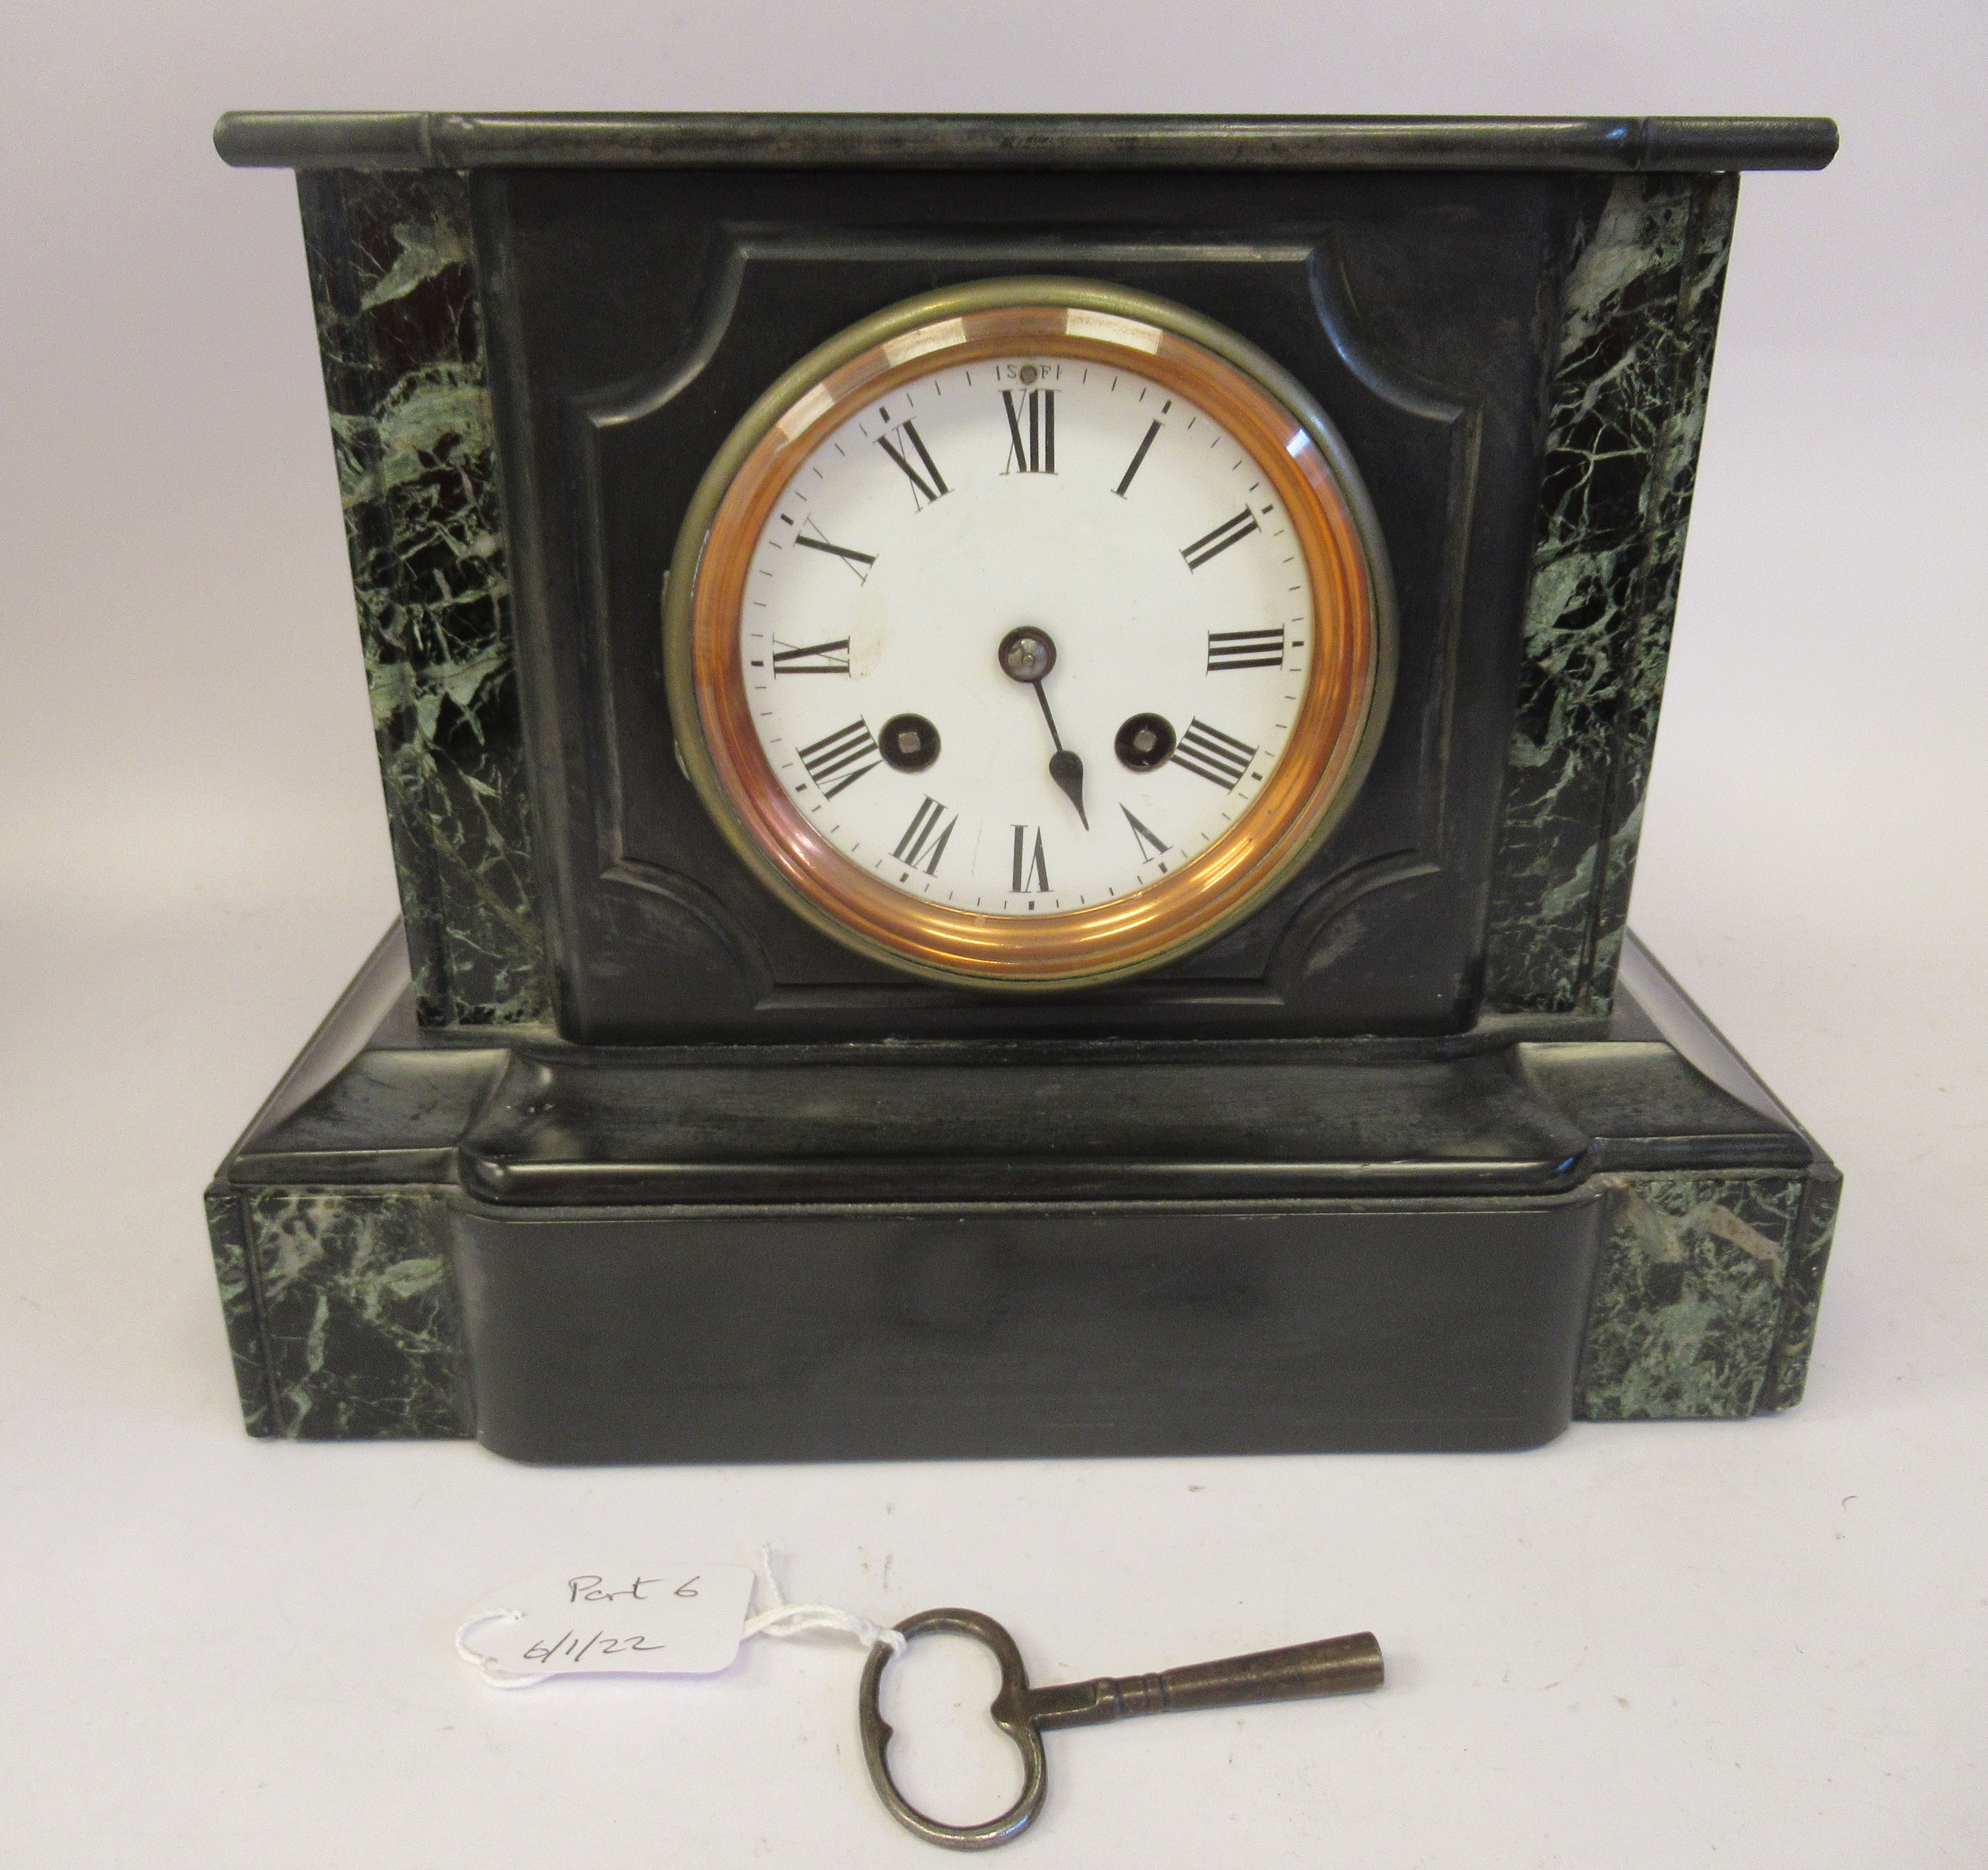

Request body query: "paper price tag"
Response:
[458, 1564, 757, 1683]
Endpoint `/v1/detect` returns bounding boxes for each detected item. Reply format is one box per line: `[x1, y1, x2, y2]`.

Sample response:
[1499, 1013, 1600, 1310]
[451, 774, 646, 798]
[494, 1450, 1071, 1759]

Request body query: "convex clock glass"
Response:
[664, 282, 1392, 988]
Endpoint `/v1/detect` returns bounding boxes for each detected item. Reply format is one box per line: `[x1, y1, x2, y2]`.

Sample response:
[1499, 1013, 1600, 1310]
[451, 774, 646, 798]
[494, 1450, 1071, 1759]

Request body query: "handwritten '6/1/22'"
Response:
[522, 1628, 670, 1664]
[565, 1573, 701, 1603]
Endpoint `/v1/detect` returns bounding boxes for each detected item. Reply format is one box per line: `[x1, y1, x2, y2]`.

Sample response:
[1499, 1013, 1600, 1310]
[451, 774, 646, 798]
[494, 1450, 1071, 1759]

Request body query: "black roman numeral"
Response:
[796, 719, 881, 798]
[877, 420, 949, 509]
[771, 638, 851, 676]
[1122, 806, 1170, 862]
[793, 522, 876, 581]
[1113, 419, 1162, 498]
[1181, 508, 1260, 570]
[892, 796, 957, 876]
[1206, 628, 1286, 672]
[1001, 390, 1056, 474]
[1010, 825, 1049, 894]
[1171, 719, 1257, 790]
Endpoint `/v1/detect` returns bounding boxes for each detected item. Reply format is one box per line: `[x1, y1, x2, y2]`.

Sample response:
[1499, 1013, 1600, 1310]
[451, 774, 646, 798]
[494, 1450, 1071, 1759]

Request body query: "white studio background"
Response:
[2, 4, 1983, 1866]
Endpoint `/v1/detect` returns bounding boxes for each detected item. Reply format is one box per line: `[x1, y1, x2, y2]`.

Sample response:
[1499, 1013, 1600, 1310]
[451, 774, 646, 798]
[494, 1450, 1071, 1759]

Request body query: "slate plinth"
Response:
[206, 926, 1837, 1458]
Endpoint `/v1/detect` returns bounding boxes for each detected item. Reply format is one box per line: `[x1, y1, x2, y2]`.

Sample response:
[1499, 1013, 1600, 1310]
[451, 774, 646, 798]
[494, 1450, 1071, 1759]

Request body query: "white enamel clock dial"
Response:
[743, 356, 1311, 915]
[666, 284, 1386, 989]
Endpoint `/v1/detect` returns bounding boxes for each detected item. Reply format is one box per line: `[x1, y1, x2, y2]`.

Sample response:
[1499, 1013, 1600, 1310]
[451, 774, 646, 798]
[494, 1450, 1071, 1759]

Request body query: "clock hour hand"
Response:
[1000, 627, 1089, 830]
[1034, 685, 1090, 829]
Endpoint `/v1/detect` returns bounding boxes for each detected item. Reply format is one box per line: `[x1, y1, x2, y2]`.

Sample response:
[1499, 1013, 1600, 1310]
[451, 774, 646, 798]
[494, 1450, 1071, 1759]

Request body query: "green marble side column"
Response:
[1483, 173, 1739, 1016]
[297, 170, 548, 1028]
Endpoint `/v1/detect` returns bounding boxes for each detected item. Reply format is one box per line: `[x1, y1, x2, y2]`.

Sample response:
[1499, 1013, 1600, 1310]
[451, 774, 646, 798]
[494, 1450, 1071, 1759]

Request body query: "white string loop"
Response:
[455, 1609, 541, 1689]
[744, 1546, 907, 1656]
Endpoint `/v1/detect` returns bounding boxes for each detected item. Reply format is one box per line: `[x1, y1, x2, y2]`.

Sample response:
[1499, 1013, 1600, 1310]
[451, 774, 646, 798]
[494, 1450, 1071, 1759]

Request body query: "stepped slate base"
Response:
[206, 926, 1838, 1459]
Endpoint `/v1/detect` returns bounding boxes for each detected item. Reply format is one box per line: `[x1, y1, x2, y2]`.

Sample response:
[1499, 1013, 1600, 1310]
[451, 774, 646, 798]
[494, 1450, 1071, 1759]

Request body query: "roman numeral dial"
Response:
[735, 357, 1319, 914]
[687, 296, 1377, 982]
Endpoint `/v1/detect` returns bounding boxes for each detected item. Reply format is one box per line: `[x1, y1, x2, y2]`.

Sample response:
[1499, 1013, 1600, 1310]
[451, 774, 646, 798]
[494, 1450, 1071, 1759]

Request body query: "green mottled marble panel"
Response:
[1484, 174, 1739, 1016]
[1759, 1167, 1842, 1412]
[298, 169, 548, 1027]
[1576, 1172, 1808, 1421]
[204, 1186, 274, 1438]
[245, 1188, 471, 1439]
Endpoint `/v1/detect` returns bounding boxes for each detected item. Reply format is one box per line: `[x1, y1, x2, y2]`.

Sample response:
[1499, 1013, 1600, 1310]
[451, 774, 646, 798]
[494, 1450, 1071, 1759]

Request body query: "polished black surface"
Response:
[215, 111, 1838, 173]
[229, 931, 1815, 1200]
[483, 164, 1564, 1040]
[454, 1196, 1605, 1460]
[453, 1051, 1596, 1206]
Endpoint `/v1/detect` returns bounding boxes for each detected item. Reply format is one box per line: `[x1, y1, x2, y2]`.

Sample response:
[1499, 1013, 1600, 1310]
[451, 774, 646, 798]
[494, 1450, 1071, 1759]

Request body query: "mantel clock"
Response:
[205, 112, 1841, 1459]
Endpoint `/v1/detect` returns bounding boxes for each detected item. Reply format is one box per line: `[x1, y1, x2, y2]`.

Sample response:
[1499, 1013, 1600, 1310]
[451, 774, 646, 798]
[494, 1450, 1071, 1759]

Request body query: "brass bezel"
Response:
[662, 278, 1397, 991]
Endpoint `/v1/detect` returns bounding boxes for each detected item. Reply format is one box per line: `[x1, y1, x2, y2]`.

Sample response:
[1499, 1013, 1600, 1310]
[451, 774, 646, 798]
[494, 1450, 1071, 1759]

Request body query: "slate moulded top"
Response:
[213, 111, 1839, 174]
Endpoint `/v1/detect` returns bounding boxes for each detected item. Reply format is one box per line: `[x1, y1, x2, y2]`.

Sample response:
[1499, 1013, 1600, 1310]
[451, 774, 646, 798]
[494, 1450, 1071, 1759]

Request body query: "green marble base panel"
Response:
[208, 1183, 469, 1440]
[1575, 1166, 1841, 1421]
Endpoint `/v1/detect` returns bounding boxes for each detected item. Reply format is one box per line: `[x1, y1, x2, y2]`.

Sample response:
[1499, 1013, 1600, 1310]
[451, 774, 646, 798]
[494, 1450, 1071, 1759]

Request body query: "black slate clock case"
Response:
[206, 114, 1842, 1459]
[495, 165, 1535, 1041]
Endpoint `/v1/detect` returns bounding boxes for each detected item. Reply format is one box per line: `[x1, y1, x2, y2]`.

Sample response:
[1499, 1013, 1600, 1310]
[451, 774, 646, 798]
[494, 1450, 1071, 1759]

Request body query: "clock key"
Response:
[860, 1606, 1384, 1850]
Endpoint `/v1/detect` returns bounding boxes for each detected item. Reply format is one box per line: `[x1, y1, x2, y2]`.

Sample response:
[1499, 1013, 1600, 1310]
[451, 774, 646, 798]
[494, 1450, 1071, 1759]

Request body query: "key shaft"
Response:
[1026, 1631, 1384, 1729]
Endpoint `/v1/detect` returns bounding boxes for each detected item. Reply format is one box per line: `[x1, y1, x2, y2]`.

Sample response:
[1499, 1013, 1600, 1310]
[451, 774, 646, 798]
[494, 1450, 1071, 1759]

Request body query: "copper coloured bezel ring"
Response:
[662, 278, 1397, 991]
